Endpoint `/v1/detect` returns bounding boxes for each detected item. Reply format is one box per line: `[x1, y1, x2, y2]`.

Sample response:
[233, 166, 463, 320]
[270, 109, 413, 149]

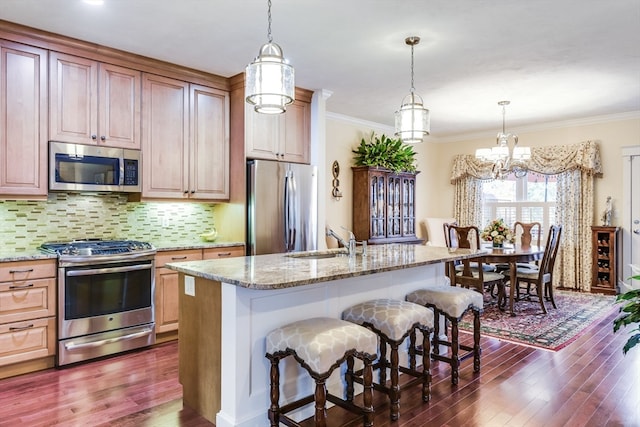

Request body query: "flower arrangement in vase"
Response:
[480, 218, 514, 247]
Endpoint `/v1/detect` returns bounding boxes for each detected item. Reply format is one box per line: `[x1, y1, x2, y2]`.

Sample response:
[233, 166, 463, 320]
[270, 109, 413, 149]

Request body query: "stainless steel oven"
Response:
[41, 240, 156, 366]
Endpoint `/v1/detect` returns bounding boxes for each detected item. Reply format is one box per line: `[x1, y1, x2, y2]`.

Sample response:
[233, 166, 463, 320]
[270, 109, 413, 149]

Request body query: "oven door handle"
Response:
[66, 263, 152, 277]
[64, 328, 153, 351]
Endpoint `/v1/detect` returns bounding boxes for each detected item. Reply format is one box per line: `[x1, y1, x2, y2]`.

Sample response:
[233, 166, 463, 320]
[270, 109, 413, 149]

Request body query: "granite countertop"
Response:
[153, 241, 245, 252]
[165, 244, 483, 290]
[0, 241, 245, 263]
[0, 249, 58, 263]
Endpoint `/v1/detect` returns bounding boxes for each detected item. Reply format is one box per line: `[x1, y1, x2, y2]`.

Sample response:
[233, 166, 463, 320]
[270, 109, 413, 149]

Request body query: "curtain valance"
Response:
[450, 140, 603, 183]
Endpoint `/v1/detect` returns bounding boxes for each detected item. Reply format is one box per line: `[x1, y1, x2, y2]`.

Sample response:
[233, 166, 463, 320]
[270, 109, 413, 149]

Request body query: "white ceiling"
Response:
[1, 0, 639, 139]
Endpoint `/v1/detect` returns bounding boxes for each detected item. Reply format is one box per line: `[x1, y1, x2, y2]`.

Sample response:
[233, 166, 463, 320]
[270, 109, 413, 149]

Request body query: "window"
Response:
[481, 173, 557, 242]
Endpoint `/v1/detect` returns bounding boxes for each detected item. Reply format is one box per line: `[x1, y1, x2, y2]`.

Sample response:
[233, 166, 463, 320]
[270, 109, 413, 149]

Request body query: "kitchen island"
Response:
[166, 244, 481, 427]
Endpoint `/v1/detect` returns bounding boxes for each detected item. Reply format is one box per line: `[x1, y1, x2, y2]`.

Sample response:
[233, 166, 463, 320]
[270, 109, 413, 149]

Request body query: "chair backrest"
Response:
[514, 221, 542, 248]
[442, 221, 458, 248]
[448, 225, 481, 250]
[538, 225, 562, 280]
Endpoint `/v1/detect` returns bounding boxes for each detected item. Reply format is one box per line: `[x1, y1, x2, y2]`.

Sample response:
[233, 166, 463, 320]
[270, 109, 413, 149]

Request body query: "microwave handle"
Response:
[119, 156, 125, 186]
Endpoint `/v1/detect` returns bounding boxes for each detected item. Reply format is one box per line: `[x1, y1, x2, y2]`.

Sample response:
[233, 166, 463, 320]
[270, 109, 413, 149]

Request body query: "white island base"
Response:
[178, 262, 447, 427]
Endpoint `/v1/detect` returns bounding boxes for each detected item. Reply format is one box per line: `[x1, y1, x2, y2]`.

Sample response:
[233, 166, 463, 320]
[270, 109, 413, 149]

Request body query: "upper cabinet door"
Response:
[282, 100, 310, 164]
[49, 52, 97, 144]
[190, 84, 230, 200]
[0, 40, 48, 197]
[141, 73, 189, 199]
[98, 63, 141, 149]
[49, 52, 141, 148]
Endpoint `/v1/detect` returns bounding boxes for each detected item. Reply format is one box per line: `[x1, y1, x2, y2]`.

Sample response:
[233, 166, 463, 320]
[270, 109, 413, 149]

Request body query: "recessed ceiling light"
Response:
[83, 0, 104, 5]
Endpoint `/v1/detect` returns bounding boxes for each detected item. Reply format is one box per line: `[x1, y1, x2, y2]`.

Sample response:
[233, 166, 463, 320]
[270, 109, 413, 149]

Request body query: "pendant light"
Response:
[245, 0, 295, 114]
[395, 36, 430, 143]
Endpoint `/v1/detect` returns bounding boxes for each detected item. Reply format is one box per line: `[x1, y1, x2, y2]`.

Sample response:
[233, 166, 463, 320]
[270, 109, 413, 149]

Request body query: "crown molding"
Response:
[430, 111, 640, 144]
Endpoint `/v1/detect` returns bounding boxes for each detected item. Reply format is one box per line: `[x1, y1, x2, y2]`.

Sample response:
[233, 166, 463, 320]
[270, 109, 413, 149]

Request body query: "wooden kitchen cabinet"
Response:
[591, 226, 620, 295]
[154, 246, 243, 338]
[0, 40, 48, 197]
[49, 51, 141, 149]
[0, 259, 56, 372]
[352, 166, 421, 244]
[142, 74, 230, 200]
[244, 94, 311, 164]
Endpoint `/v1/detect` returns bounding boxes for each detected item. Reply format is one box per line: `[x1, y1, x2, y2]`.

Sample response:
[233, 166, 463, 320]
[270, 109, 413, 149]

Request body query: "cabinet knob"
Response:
[91, 135, 97, 140]
[183, 190, 189, 194]
[190, 190, 195, 194]
[100, 136, 106, 141]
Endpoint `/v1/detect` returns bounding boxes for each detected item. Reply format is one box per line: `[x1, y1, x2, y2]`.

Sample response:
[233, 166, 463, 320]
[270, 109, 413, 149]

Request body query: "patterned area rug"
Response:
[459, 290, 617, 351]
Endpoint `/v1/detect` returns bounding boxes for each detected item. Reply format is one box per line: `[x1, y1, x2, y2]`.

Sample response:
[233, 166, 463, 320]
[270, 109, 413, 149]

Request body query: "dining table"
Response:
[480, 244, 545, 316]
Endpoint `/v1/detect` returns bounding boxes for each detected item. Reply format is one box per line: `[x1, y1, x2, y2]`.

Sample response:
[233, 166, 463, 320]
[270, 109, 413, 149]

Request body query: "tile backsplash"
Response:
[0, 192, 217, 251]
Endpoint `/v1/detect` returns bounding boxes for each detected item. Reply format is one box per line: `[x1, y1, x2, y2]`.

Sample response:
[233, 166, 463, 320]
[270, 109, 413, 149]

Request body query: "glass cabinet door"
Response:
[370, 173, 386, 238]
[402, 176, 416, 236]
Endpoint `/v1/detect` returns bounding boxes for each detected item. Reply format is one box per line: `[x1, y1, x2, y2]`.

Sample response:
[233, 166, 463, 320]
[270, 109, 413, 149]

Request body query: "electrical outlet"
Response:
[185, 276, 195, 296]
[161, 217, 169, 228]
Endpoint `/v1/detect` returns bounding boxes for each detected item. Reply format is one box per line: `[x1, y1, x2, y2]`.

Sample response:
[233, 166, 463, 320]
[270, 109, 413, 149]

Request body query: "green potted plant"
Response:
[352, 132, 417, 173]
[613, 268, 640, 354]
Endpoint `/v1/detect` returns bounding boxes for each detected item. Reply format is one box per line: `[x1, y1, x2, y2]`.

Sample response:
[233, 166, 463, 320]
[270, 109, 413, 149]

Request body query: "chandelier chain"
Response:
[267, 0, 273, 43]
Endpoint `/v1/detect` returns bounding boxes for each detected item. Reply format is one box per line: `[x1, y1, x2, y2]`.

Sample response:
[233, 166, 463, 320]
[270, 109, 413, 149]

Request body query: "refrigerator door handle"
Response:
[284, 170, 295, 251]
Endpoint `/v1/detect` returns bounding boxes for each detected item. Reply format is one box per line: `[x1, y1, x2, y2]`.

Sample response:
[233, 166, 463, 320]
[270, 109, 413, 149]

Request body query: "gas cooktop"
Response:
[40, 239, 155, 257]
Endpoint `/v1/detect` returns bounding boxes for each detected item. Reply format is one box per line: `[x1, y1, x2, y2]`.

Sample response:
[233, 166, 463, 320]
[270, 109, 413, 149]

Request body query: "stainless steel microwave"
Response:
[49, 141, 142, 192]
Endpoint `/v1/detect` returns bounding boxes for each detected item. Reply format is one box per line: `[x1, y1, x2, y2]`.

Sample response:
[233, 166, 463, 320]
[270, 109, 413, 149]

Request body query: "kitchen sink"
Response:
[285, 250, 349, 260]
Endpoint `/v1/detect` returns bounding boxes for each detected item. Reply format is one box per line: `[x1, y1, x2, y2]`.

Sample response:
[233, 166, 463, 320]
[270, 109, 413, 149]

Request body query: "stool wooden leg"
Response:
[379, 340, 388, 385]
[389, 342, 400, 420]
[346, 356, 355, 401]
[421, 329, 431, 402]
[450, 318, 460, 385]
[362, 358, 374, 427]
[268, 357, 280, 427]
[409, 329, 417, 370]
[314, 379, 327, 427]
[473, 310, 481, 373]
[432, 309, 441, 356]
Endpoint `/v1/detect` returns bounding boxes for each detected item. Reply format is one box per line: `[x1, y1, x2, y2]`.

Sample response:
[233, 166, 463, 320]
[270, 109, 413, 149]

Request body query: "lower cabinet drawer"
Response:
[202, 245, 245, 259]
[0, 317, 56, 367]
[0, 278, 56, 324]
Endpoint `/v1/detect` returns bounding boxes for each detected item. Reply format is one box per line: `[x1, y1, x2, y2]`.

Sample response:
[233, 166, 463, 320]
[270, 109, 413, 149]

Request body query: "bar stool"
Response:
[265, 317, 378, 427]
[342, 298, 434, 420]
[406, 286, 483, 385]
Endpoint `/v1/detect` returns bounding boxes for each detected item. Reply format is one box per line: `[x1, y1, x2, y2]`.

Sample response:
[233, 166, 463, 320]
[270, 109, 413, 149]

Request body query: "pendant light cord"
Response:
[267, 0, 273, 43]
[410, 42, 415, 94]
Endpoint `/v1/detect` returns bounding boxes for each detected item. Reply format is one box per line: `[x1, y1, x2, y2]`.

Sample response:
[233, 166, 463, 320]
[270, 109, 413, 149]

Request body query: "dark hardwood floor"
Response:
[1, 307, 638, 427]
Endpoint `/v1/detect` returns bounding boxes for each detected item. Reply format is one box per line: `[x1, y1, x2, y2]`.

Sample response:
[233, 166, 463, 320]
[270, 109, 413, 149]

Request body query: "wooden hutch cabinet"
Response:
[352, 166, 421, 244]
[591, 226, 620, 295]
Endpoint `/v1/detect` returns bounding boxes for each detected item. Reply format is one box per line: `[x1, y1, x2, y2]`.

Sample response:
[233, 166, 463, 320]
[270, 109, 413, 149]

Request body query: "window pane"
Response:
[483, 179, 516, 202]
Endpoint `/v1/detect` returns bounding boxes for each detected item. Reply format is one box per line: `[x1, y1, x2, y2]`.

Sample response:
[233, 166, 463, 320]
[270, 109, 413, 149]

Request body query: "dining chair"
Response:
[447, 225, 505, 303]
[513, 224, 563, 314]
[495, 221, 543, 277]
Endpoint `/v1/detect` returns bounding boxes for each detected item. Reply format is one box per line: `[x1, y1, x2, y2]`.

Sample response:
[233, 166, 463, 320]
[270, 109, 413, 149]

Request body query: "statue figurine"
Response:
[601, 196, 612, 226]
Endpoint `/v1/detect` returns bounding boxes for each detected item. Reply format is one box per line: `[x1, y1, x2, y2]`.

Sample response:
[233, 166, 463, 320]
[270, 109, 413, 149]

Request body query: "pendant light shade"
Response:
[395, 36, 430, 143]
[245, 0, 294, 114]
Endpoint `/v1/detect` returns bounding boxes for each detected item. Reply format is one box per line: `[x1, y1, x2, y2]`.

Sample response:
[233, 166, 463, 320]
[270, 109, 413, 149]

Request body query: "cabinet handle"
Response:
[9, 283, 34, 289]
[9, 324, 34, 331]
[171, 256, 188, 260]
[91, 134, 97, 140]
[217, 252, 232, 257]
[9, 268, 34, 274]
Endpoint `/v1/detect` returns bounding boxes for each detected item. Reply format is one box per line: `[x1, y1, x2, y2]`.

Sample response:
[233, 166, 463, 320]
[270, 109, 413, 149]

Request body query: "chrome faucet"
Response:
[326, 227, 365, 258]
[326, 227, 349, 249]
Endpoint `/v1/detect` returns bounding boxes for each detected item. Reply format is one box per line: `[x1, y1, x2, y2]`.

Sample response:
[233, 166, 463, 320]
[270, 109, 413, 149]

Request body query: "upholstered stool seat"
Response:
[265, 317, 378, 427]
[406, 286, 483, 385]
[342, 299, 434, 420]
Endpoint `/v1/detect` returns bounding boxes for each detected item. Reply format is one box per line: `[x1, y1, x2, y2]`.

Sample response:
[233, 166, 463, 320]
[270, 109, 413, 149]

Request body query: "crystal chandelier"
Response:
[394, 36, 430, 143]
[245, 0, 294, 114]
[475, 101, 530, 179]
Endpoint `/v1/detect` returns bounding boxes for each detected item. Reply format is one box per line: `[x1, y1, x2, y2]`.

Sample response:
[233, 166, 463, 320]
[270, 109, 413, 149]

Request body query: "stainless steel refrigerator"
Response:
[247, 159, 318, 255]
